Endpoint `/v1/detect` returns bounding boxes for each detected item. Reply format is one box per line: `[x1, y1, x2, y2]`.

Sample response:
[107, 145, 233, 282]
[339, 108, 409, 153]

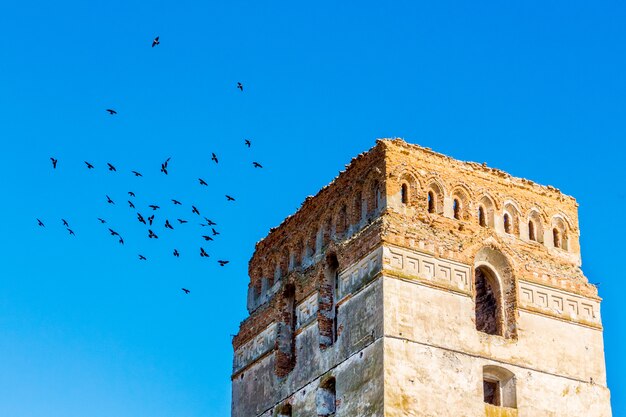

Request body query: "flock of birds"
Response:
[38, 36, 262, 295]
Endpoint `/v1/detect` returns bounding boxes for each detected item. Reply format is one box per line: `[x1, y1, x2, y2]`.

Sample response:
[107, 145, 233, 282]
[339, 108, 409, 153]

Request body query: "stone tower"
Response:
[231, 139, 612, 417]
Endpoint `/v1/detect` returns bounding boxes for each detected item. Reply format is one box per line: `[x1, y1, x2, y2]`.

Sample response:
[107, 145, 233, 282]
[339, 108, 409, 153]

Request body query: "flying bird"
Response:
[172, 199, 182, 205]
[218, 260, 229, 266]
[106, 109, 117, 115]
[37, 218, 45, 227]
[181, 288, 190, 294]
[128, 200, 135, 209]
[128, 191, 135, 197]
[109, 228, 119, 236]
[253, 162, 263, 168]
[226, 195, 235, 201]
[50, 157, 58, 169]
[148, 229, 158, 239]
[237, 82, 243, 91]
[139, 254, 147, 260]
[149, 205, 160, 210]
[132, 171, 143, 177]
[106, 195, 115, 204]
[192, 206, 200, 215]
[151, 36, 160, 47]
[173, 249, 180, 257]
[244, 139, 251, 148]
[137, 213, 146, 224]
[97, 218, 106, 224]
[199, 178, 208, 186]
[204, 218, 216, 226]
[107, 163, 116, 172]
[84, 161, 94, 169]
[148, 215, 154, 225]
[177, 218, 188, 224]
[211, 153, 218, 164]
[202, 235, 213, 241]
[62, 219, 69, 227]
[200, 247, 209, 257]
[67, 228, 75, 236]
[119, 237, 124, 245]
[164, 219, 173, 229]
[211, 228, 219, 236]
[161, 163, 168, 175]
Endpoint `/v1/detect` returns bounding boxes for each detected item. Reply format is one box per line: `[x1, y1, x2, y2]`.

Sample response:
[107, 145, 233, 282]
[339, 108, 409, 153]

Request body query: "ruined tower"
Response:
[231, 139, 612, 417]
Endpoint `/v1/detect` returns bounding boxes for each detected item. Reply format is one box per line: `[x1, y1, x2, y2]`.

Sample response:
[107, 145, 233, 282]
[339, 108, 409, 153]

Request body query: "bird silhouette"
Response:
[37, 218, 45, 227]
[202, 235, 213, 241]
[50, 157, 58, 169]
[106, 109, 117, 115]
[244, 139, 251, 147]
[109, 228, 119, 236]
[172, 199, 182, 205]
[106, 195, 115, 204]
[192, 206, 200, 215]
[67, 228, 75, 236]
[148, 229, 158, 239]
[149, 205, 160, 210]
[199, 178, 208, 186]
[182, 288, 190, 294]
[107, 163, 117, 172]
[97, 218, 106, 224]
[211, 153, 218, 164]
[62, 219, 69, 227]
[253, 162, 263, 168]
[84, 161, 94, 169]
[204, 218, 216, 226]
[218, 260, 229, 266]
[128, 200, 135, 209]
[161, 163, 168, 175]
[128, 191, 136, 197]
[131, 171, 143, 177]
[173, 249, 180, 257]
[119, 237, 124, 245]
[137, 213, 146, 224]
[211, 228, 220, 236]
[177, 218, 188, 224]
[164, 219, 173, 229]
[152, 36, 160, 47]
[237, 82, 243, 91]
[226, 195, 235, 201]
[139, 254, 147, 260]
[200, 247, 209, 257]
[148, 215, 154, 225]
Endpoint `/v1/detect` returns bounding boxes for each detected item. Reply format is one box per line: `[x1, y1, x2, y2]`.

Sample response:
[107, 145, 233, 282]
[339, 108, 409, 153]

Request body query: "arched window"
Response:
[474, 267, 502, 336]
[453, 199, 461, 220]
[503, 213, 511, 234]
[316, 377, 336, 416]
[401, 183, 409, 204]
[478, 206, 486, 227]
[483, 366, 517, 409]
[275, 285, 296, 377]
[334, 205, 348, 239]
[528, 220, 536, 241]
[551, 216, 569, 251]
[428, 191, 435, 213]
[319, 254, 339, 349]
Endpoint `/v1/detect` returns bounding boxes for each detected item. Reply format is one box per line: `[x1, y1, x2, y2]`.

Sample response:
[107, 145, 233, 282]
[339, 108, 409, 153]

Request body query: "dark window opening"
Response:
[401, 184, 409, 204]
[478, 206, 486, 227]
[275, 285, 296, 377]
[528, 221, 536, 241]
[475, 267, 501, 335]
[277, 404, 292, 417]
[504, 213, 511, 234]
[428, 191, 435, 213]
[453, 199, 461, 220]
[483, 379, 501, 406]
[317, 377, 336, 417]
[553, 228, 561, 249]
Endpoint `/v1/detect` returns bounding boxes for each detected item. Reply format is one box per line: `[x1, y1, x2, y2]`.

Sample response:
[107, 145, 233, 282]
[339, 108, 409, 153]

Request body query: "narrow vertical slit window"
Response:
[428, 191, 435, 213]
[528, 220, 536, 241]
[504, 213, 511, 234]
[478, 206, 486, 227]
[401, 183, 409, 204]
[453, 199, 461, 220]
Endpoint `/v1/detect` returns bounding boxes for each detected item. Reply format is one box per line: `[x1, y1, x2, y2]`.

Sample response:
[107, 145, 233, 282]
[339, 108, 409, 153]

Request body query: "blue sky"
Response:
[1, 1, 624, 416]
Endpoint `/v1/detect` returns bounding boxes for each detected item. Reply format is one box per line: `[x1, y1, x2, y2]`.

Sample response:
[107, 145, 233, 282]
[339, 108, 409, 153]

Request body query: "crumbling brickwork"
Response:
[232, 139, 611, 417]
